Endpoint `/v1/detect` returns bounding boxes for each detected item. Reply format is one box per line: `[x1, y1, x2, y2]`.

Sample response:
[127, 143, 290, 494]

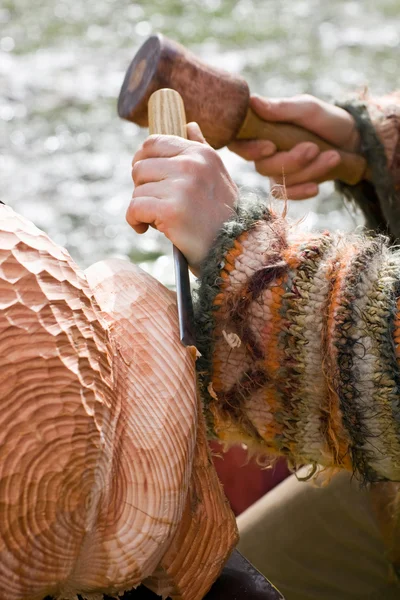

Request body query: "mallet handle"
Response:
[148, 89, 196, 347]
[238, 108, 371, 185]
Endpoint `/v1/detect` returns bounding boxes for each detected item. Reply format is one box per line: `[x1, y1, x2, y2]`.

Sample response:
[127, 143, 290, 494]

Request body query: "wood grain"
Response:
[148, 89, 187, 139]
[0, 206, 236, 599]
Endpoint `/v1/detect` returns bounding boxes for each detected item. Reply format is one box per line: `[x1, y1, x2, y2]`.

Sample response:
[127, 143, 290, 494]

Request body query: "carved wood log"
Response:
[87, 259, 238, 600]
[143, 401, 238, 600]
[0, 206, 237, 600]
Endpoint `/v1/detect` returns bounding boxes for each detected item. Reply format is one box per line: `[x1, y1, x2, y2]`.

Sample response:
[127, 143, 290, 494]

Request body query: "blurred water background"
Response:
[1, 0, 399, 286]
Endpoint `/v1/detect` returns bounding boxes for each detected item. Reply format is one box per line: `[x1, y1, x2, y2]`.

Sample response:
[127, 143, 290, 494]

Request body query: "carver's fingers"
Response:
[271, 181, 319, 201]
[250, 95, 330, 126]
[126, 195, 165, 235]
[131, 180, 167, 199]
[228, 139, 276, 161]
[132, 157, 179, 186]
[128, 177, 184, 233]
[132, 134, 191, 164]
[131, 124, 210, 185]
[250, 94, 359, 151]
[270, 149, 341, 186]
[252, 142, 321, 176]
[129, 222, 149, 234]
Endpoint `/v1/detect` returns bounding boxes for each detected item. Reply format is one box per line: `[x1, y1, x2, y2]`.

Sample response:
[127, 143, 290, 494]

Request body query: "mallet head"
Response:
[118, 34, 250, 148]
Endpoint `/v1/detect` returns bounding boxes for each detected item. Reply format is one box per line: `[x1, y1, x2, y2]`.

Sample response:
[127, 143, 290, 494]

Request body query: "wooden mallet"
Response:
[118, 34, 370, 186]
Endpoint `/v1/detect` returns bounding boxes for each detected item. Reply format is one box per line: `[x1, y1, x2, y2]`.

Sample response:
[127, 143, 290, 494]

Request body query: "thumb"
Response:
[186, 121, 208, 144]
[250, 94, 301, 123]
[249, 94, 279, 120]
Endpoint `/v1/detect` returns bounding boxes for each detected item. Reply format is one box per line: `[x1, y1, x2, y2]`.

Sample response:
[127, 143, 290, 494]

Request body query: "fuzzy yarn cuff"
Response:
[336, 97, 400, 240]
[194, 192, 271, 439]
[195, 192, 400, 483]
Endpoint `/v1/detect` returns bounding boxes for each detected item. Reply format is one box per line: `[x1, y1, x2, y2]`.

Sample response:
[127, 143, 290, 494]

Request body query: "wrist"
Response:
[335, 98, 400, 239]
[344, 125, 361, 154]
[186, 188, 239, 275]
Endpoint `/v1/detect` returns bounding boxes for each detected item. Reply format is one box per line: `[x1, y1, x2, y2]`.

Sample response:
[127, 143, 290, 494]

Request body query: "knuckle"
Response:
[297, 93, 314, 103]
[126, 204, 135, 226]
[182, 153, 199, 172]
[180, 152, 208, 176]
[186, 143, 216, 164]
[295, 93, 315, 106]
[142, 135, 159, 151]
[142, 138, 152, 152]
[162, 200, 182, 225]
[131, 160, 141, 180]
[146, 133, 162, 144]
[178, 175, 197, 196]
[200, 144, 216, 161]
[295, 94, 321, 116]
[131, 187, 140, 198]
[131, 148, 142, 166]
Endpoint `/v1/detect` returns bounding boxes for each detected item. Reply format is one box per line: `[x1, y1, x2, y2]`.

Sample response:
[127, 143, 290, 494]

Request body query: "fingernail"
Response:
[304, 145, 319, 161]
[327, 151, 340, 166]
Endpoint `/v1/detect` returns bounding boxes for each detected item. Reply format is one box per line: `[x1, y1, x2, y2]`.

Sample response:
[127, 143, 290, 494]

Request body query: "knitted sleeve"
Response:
[336, 92, 400, 239]
[194, 194, 400, 484]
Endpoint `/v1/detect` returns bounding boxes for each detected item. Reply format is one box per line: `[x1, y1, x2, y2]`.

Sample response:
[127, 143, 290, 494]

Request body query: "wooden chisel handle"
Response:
[148, 88, 196, 347]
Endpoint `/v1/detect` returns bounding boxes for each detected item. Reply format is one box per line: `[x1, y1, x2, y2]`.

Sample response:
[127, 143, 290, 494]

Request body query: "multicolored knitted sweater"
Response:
[195, 92, 400, 485]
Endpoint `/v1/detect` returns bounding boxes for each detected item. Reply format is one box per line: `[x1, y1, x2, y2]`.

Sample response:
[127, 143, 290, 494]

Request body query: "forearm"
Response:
[337, 91, 400, 239]
[195, 193, 400, 482]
